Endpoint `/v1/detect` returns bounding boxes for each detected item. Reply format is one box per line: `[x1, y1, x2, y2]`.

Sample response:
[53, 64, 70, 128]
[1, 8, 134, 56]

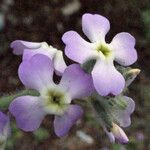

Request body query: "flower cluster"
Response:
[0, 13, 140, 146]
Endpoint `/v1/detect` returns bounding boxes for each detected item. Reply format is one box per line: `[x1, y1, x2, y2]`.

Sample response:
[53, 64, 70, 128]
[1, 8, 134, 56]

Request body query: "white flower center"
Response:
[41, 87, 71, 115]
[41, 42, 57, 52]
[41, 42, 49, 48]
[40, 42, 58, 59]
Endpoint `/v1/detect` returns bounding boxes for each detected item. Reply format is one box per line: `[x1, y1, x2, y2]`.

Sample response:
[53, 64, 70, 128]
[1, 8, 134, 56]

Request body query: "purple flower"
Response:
[62, 13, 137, 96]
[11, 40, 67, 76]
[104, 96, 135, 144]
[9, 54, 94, 137]
[110, 96, 135, 128]
[0, 112, 10, 148]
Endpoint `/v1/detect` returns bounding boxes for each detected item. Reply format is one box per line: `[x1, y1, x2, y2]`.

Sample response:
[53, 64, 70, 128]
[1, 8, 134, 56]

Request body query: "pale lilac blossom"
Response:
[9, 54, 94, 137]
[62, 13, 137, 96]
[104, 96, 135, 144]
[11, 40, 67, 76]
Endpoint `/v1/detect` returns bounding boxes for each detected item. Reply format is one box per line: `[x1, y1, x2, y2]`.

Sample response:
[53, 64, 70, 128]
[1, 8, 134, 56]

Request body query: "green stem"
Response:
[89, 95, 113, 130]
[0, 89, 39, 110]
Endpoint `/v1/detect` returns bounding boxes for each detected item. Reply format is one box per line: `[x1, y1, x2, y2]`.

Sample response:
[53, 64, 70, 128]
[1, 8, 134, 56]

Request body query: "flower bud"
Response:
[111, 123, 129, 144]
[125, 68, 141, 87]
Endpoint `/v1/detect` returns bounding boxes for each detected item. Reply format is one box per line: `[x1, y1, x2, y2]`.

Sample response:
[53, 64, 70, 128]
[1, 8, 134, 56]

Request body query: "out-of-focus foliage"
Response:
[142, 9, 150, 39]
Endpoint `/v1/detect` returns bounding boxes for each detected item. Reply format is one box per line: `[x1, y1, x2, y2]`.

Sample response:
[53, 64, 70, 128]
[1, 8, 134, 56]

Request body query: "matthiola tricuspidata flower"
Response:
[62, 13, 138, 96]
[9, 54, 94, 137]
[92, 94, 135, 144]
[105, 96, 135, 144]
[0, 112, 10, 149]
[11, 40, 67, 76]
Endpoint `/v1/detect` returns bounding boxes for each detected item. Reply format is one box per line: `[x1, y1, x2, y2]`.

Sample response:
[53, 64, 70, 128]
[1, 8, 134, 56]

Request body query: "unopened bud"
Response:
[111, 123, 129, 144]
[125, 68, 141, 87]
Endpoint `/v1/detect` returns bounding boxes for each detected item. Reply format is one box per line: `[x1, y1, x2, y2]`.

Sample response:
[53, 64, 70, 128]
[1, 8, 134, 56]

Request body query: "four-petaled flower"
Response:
[9, 54, 94, 137]
[11, 40, 67, 76]
[62, 13, 137, 96]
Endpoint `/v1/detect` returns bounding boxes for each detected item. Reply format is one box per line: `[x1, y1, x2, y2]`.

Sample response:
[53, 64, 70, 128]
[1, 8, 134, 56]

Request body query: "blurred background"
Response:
[0, 0, 150, 149]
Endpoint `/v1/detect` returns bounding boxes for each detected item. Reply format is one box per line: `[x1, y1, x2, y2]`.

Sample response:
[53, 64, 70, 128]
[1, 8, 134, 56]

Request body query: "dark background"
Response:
[0, 0, 150, 149]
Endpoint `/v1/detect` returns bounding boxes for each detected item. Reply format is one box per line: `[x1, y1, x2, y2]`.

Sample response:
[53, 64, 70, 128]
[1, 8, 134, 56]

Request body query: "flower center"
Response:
[47, 90, 65, 106]
[42, 88, 71, 115]
[96, 44, 111, 57]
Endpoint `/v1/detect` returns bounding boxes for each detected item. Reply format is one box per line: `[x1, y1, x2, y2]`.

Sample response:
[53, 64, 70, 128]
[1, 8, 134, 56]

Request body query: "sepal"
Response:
[124, 68, 140, 87]
[81, 58, 97, 74]
[116, 66, 140, 87]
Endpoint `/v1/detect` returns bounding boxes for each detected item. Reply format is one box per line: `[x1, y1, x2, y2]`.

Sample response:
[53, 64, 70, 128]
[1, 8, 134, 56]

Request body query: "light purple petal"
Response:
[11, 40, 42, 55]
[54, 104, 83, 137]
[110, 32, 138, 66]
[82, 13, 110, 42]
[9, 96, 46, 131]
[92, 60, 125, 96]
[62, 31, 97, 64]
[104, 128, 115, 143]
[23, 47, 56, 61]
[59, 64, 94, 99]
[23, 47, 66, 76]
[53, 50, 67, 76]
[0, 112, 9, 134]
[19, 54, 54, 91]
[112, 96, 135, 127]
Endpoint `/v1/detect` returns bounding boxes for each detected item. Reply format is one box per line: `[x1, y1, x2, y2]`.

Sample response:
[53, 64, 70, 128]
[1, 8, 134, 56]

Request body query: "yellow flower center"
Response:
[42, 88, 70, 115]
[96, 44, 111, 58]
